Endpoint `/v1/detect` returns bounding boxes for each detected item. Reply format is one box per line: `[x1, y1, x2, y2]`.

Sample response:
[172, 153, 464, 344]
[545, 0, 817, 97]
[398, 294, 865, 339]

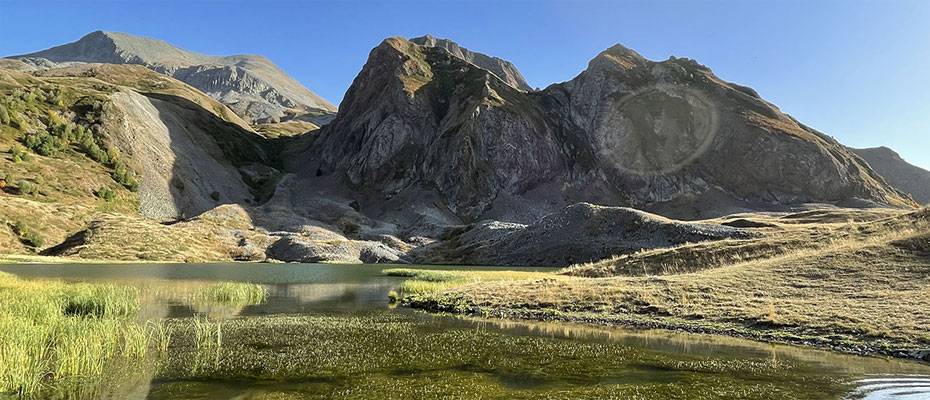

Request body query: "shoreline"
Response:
[402, 299, 930, 365]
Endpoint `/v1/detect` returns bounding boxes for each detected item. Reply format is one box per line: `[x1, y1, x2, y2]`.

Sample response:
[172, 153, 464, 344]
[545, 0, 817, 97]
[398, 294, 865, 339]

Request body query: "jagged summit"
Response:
[409, 34, 532, 91]
[8, 30, 335, 123]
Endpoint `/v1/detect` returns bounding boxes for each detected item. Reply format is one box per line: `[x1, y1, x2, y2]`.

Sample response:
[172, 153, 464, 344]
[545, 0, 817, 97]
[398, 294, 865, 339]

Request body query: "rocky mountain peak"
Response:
[861, 146, 901, 159]
[409, 34, 532, 91]
[588, 44, 649, 70]
[296, 36, 914, 225]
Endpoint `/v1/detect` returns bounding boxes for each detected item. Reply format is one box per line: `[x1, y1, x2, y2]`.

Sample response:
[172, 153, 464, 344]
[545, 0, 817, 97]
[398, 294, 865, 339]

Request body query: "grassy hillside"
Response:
[394, 208, 930, 360]
[31, 64, 252, 130]
[0, 65, 274, 261]
[0, 68, 141, 253]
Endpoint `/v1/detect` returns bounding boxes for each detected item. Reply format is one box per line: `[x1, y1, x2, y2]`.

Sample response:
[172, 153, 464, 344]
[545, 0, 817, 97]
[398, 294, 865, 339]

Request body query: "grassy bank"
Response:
[384, 268, 558, 297]
[0, 271, 267, 397]
[393, 208, 930, 361]
[0, 271, 158, 396]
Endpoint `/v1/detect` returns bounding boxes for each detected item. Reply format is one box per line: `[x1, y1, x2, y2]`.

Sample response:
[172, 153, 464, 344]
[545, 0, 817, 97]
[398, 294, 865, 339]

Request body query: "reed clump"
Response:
[0, 272, 165, 396]
[197, 282, 267, 306]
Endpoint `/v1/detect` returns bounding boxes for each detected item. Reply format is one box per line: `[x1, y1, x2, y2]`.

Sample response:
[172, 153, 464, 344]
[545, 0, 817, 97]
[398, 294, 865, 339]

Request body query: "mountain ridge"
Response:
[852, 146, 930, 204]
[8, 31, 336, 123]
[300, 36, 913, 228]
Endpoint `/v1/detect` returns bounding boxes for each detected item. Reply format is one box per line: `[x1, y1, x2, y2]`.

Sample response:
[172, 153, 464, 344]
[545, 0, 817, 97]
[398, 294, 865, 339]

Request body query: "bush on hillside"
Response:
[111, 159, 139, 192]
[23, 130, 65, 156]
[0, 103, 9, 125]
[15, 180, 39, 196]
[10, 144, 29, 163]
[9, 112, 28, 132]
[11, 221, 43, 248]
[95, 186, 116, 202]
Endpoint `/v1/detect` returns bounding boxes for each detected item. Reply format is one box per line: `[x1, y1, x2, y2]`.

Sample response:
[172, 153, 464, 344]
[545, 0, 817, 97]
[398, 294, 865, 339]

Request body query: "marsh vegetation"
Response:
[0, 271, 265, 397]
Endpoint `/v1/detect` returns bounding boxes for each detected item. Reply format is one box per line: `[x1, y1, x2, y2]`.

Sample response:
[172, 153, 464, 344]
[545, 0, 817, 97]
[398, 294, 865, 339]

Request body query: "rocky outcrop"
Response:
[851, 147, 930, 204]
[9, 31, 335, 123]
[265, 235, 407, 264]
[413, 203, 752, 266]
[302, 37, 913, 227]
[410, 35, 532, 91]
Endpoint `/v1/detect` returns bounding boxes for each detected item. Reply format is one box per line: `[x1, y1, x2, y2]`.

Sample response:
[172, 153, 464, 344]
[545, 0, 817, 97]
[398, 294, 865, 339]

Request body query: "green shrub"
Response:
[111, 160, 139, 192]
[10, 113, 28, 132]
[95, 186, 116, 202]
[78, 134, 108, 163]
[22, 130, 64, 157]
[46, 90, 63, 108]
[10, 145, 29, 163]
[15, 180, 39, 196]
[11, 221, 43, 248]
[0, 104, 9, 125]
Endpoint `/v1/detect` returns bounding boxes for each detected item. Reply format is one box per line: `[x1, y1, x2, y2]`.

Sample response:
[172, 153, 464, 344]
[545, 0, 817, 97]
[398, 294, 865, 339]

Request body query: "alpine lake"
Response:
[1, 263, 928, 400]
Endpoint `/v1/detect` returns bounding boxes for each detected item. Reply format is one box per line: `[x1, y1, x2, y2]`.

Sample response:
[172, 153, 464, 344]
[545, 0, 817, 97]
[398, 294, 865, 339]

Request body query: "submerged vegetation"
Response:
[152, 313, 859, 399]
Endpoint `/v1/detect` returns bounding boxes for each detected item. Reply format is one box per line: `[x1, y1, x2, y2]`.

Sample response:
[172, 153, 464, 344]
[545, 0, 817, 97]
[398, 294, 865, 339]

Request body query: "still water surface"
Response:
[1, 263, 928, 399]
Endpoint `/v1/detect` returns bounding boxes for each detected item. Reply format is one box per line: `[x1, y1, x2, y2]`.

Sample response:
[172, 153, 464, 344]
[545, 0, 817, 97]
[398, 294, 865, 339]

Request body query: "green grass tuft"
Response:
[0, 272, 156, 396]
[197, 282, 267, 306]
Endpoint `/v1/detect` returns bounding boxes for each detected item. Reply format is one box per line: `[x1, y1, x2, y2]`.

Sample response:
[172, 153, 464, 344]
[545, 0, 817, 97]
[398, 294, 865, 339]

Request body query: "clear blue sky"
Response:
[2, 0, 928, 169]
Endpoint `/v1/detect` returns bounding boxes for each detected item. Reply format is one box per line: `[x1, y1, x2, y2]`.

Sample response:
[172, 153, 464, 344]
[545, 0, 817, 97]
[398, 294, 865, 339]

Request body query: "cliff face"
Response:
[9, 31, 335, 123]
[308, 38, 568, 219]
[303, 37, 913, 223]
[852, 147, 930, 204]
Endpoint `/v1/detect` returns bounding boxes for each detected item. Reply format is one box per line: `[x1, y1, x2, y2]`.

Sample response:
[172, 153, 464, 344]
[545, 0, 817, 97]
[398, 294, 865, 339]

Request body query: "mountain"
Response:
[852, 147, 930, 204]
[300, 37, 913, 228]
[0, 35, 919, 266]
[409, 35, 532, 91]
[7, 31, 335, 123]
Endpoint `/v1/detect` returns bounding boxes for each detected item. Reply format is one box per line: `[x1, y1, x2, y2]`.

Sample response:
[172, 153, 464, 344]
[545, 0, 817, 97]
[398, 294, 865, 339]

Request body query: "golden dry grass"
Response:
[401, 208, 930, 355]
[41, 205, 270, 262]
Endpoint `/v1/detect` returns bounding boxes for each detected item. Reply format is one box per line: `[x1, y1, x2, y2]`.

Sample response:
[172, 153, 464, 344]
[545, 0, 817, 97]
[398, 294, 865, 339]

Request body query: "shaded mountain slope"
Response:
[852, 146, 930, 204]
[413, 202, 753, 266]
